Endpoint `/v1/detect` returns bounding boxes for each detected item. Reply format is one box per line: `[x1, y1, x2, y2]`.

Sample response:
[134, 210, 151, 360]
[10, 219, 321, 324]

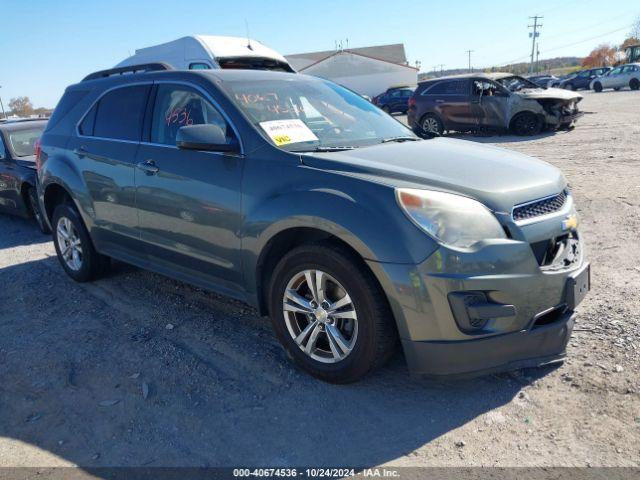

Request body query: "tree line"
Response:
[582, 17, 640, 68]
[4, 96, 52, 118]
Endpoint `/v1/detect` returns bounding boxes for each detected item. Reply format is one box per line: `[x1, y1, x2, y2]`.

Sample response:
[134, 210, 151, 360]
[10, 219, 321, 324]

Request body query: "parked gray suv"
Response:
[38, 64, 590, 383]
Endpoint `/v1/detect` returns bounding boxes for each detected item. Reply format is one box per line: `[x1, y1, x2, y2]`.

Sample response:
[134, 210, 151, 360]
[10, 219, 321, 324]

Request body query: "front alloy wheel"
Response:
[421, 114, 443, 136]
[268, 243, 397, 383]
[283, 269, 358, 363]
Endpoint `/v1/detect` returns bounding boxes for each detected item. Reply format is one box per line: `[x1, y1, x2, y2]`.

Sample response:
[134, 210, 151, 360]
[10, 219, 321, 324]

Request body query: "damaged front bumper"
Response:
[366, 225, 590, 377]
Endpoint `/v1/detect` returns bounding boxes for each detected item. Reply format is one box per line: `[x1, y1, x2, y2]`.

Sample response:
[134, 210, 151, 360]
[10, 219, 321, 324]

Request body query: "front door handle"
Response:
[73, 145, 88, 157]
[435, 99, 445, 103]
[136, 159, 159, 175]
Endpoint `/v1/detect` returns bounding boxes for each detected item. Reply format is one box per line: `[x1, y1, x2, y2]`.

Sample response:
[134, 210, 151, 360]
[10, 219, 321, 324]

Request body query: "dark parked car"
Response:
[38, 64, 589, 383]
[372, 86, 414, 114]
[0, 118, 49, 232]
[556, 67, 611, 91]
[526, 74, 558, 88]
[408, 73, 583, 136]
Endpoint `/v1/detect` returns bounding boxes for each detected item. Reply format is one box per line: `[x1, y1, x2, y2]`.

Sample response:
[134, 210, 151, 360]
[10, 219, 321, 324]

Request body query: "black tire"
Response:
[630, 78, 640, 91]
[510, 112, 543, 136]
[613, 87, 621, 91]
[420, 113, 444, 137]
[268, 243, 397, 383]
[26, 186, 51, 234]
[564, 83, 575, 91]
[52, 202, 109, 282]
[593, 82, 603, 93]
[381, 105, 391, 114]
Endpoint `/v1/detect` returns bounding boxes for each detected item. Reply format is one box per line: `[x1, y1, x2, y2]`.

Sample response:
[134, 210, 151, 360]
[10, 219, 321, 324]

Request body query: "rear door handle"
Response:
[136, 159, 159, 175]
[435, 99, 445, 103]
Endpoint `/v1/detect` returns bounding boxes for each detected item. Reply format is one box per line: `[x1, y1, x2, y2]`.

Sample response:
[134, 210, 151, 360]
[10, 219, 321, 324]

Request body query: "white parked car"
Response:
[590, 63, 640, 92]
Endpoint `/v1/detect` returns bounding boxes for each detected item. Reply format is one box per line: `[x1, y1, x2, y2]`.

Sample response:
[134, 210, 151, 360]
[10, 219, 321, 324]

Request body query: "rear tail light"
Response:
[35, 138, 42, 171]
[408, 97, 417, 109]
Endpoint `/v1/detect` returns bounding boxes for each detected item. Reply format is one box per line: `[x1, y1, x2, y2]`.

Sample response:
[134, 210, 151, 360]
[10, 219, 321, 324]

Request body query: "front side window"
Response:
[472, 80, 502, 96]
[609, 67, 623, 76]
[7, 126, 45, 157]
[495, 76, 539, 92]
[221, 77, 415, 151]
[150, 84, 235, 146]
[87, 85, 150, 141]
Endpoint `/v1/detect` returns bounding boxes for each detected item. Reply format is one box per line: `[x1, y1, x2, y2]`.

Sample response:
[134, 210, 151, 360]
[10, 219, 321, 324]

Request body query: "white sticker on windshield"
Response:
[259, 119, 318, 146]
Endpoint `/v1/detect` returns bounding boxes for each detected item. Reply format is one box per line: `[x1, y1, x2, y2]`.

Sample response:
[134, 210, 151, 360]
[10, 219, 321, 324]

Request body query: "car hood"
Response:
[301, 138, 566, 213]
[516, 87, 582, 102]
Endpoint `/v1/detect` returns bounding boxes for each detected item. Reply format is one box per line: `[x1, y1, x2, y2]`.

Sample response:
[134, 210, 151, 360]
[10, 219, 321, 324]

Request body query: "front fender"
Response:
[240, 183, 438, 299]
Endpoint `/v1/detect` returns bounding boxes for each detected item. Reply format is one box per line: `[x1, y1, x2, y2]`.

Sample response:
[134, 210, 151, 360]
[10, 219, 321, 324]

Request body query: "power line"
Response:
[494, 22, 634, 68]
[528, 15, 543, 73]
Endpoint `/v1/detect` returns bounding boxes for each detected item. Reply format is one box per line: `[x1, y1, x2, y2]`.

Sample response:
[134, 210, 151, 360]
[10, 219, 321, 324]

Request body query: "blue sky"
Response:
[1, 0, 638, 108]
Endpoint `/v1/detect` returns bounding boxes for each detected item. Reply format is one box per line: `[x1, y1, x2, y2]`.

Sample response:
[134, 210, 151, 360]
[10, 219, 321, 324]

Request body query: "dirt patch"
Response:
[0, 90, 638, 469]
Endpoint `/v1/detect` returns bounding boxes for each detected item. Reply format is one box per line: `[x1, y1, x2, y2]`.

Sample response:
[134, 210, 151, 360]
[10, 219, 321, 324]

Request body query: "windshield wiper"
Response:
[295, 145, 358, 152]
[381, 136, 420, 143]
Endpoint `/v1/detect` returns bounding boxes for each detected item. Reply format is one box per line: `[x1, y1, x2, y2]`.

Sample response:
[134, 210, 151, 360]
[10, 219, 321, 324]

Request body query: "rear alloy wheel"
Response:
[27, 187, 50, 234]
[630, 78, 640, 91]
[511, 112, 543, 136]
[564, 83, 575, 91]
[421, 114, 444, 136]
[593, 82, 603, 93]
[268, 243, 397, 383]
[52, 203, 109, 282]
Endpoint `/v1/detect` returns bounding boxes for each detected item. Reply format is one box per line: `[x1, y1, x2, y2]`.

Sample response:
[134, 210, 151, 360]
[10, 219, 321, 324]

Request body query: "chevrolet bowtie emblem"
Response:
[562, 214, 579, 231]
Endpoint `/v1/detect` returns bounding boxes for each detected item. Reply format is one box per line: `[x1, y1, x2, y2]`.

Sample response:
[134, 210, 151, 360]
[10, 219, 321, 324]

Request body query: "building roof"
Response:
[286, 43, 408, 70]
[418, 72, 516, 83]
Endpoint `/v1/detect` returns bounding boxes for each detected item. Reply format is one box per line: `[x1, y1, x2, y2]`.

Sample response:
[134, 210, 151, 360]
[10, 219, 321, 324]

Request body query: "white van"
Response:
[117, 35, 295, 72]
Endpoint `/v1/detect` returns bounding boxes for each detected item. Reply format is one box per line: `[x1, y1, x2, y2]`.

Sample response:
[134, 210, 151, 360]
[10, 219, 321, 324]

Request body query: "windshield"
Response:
[7, 126, 44, 157]
[221, 77, 417, 151]
[496, 76, 540, 92]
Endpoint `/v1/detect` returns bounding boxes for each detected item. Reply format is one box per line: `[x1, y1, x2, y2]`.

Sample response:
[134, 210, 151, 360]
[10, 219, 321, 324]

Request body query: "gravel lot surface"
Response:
[0, 90, 638, 469]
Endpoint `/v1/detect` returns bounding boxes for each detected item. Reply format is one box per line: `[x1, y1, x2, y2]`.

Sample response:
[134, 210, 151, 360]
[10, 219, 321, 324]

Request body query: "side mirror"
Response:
[176, 124, 238, 153]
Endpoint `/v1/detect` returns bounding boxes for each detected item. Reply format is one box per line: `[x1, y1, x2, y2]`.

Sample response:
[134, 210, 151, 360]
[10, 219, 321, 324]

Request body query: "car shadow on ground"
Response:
[0, 253, 560, 472]
[0, 215, 51, 249]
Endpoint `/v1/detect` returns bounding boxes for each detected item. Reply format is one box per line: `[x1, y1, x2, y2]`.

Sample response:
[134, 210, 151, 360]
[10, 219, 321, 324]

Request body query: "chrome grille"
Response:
[513, 190, 567, 222]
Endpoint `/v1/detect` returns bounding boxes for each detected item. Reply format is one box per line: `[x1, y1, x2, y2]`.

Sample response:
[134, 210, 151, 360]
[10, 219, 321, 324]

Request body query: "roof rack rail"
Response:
[82, 62, 173, 82]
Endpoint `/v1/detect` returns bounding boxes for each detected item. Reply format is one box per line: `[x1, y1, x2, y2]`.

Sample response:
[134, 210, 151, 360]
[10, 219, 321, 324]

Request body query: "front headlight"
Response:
[396, 188, 506, 248]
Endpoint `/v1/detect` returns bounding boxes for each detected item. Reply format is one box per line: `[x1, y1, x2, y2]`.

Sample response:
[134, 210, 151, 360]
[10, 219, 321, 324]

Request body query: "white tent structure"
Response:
[287, 45, 418, 98]
[117, 35, 294, 72]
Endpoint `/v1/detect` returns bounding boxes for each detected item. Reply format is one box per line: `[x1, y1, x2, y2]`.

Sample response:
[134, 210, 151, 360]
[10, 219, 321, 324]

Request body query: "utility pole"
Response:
[432, 65, 439, 77]
[536, 44, 540, 73]
[466, 50, 474, 73]
[528, 15, 543, 74]
[438, 64, 445, 75]
[0, 86, 6, 119]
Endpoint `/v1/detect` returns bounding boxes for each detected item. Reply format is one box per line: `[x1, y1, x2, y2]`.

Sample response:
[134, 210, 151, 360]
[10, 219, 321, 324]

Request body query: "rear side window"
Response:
[82, 85, 150, 141]
[150, 84, 235, 146]
[189, 62, 211, 70]
[426, 80, 469, 95]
